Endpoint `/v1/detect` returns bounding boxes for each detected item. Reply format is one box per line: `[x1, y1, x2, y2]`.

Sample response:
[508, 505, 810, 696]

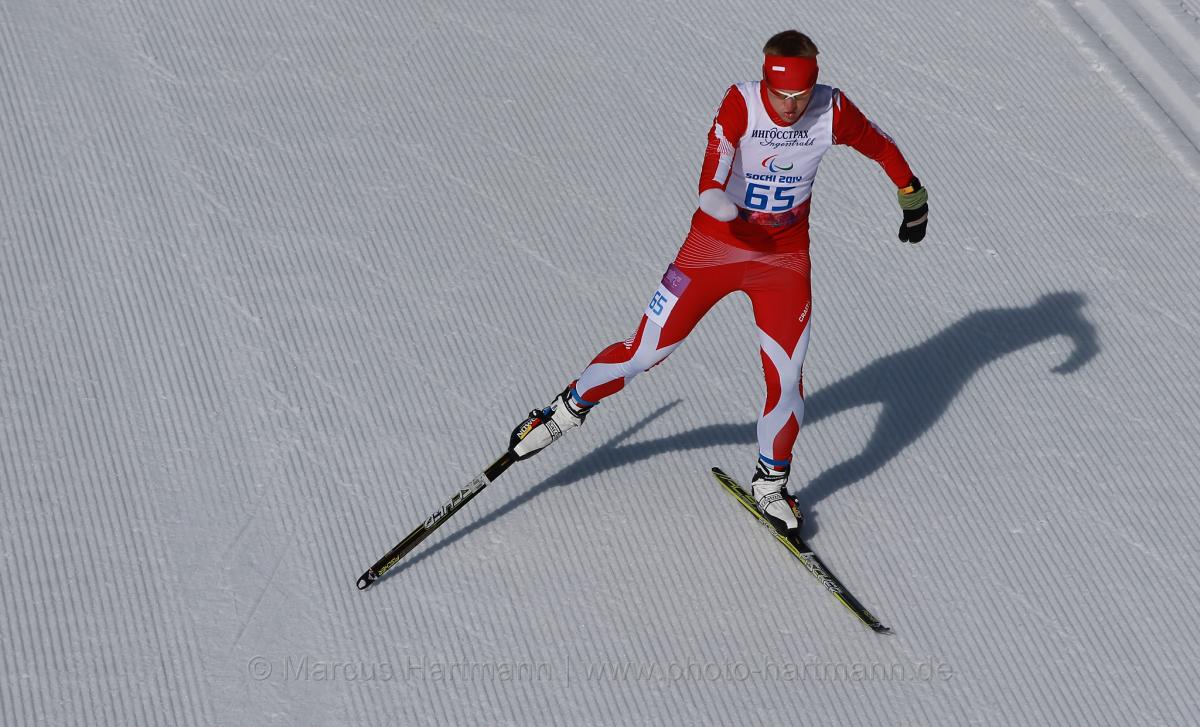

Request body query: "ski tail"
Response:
[356, 451, 517, 590]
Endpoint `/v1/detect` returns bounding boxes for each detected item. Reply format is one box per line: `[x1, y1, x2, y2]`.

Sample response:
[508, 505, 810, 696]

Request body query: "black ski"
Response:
[356, 451, 517, 590]
[712, 467, 891, 634]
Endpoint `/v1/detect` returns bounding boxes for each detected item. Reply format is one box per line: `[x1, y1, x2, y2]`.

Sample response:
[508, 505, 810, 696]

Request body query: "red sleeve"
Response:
[831, 90, 914, 188]
[698, 86, 748, 193]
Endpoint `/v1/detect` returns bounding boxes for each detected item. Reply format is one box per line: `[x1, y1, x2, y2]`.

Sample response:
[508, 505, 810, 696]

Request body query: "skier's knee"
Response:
[628, 343, 676, 376]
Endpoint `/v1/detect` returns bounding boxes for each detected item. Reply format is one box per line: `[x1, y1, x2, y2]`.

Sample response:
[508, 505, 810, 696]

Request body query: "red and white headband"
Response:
[762, 54, 819, 91]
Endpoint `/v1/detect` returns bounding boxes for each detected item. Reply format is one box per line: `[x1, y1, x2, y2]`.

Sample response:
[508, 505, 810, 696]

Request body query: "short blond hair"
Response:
[763, 30, 819, 58]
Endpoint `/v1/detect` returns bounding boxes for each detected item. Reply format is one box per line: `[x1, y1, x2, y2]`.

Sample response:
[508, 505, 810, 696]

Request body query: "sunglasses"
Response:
[765, 84, 814, 102]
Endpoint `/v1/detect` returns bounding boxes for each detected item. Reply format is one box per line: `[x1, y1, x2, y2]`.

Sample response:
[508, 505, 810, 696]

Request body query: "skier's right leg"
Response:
[510, 262, 728, 459]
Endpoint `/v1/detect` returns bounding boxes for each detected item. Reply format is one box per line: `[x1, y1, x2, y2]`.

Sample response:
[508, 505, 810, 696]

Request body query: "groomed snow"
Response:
[3, 0, 1200, 724]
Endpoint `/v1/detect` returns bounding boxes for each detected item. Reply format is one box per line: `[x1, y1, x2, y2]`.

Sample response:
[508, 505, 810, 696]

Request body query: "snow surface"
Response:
[3, 0, 1200, 724]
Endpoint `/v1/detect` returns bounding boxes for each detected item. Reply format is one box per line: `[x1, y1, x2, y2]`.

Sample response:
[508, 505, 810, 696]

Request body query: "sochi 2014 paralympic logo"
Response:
[763, 155, 793, 174]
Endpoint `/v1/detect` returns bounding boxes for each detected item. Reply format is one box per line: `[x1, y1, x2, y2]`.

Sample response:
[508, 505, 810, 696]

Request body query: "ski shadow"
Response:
[391, 292, 1097, 575]
[386, 400, 759, 577]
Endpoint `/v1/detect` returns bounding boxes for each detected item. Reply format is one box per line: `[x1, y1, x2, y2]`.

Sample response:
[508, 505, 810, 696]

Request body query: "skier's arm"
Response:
[831, 90, 913, 185]
[696, 86, 748, 221]
[833, 90, 928, 242]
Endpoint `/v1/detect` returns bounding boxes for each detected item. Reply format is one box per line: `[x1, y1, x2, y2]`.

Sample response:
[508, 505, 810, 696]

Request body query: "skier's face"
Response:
[765, 83, 813, 124]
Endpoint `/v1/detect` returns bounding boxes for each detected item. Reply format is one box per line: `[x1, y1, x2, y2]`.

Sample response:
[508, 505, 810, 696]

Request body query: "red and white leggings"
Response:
[571, 226, 812, 467]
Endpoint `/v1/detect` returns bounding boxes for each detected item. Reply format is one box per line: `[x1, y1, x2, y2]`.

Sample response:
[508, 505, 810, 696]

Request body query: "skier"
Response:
[508, 30, 929, 531]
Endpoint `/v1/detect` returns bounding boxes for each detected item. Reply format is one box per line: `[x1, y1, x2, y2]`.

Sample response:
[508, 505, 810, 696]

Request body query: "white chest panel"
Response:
[725, 82, 835, 214]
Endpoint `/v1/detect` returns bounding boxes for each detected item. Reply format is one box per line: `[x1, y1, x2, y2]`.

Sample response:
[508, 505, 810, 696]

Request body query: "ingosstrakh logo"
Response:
[751, 127, 815, 149]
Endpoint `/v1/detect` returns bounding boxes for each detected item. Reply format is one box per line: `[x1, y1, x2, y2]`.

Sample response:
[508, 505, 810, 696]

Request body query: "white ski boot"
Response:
[750, 460, 802, 531]
[509, 386, 590, 459]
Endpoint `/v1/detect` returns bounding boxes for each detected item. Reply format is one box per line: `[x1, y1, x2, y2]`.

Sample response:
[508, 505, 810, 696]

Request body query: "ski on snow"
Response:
[356, 451, 517, 590]
[355, 453, 893, 634]
[712, 467, 891, 634]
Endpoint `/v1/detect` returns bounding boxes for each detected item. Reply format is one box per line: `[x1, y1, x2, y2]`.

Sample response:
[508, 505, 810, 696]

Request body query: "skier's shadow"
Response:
[794, 291, 1097, 535]
[394, 292, 1096, 573]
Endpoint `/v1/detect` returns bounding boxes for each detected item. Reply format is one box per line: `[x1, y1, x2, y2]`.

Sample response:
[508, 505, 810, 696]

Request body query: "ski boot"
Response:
[750, 459, 803, 531]
[509, 386, 590, 459]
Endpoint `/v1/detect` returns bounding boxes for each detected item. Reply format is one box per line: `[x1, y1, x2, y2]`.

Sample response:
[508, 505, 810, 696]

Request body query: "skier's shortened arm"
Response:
[697, 86, 748, 221]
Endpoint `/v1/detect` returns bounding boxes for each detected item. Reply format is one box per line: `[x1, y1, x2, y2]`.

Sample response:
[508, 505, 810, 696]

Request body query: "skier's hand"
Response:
[897, 177, 928, 243]
[699, 188, 738, 222]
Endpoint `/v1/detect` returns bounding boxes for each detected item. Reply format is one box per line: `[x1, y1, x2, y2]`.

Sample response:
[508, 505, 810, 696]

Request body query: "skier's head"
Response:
[762, 31, 819, 124]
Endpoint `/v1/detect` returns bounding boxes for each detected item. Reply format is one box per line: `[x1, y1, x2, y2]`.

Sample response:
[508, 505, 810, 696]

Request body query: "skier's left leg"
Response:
[746, 263, 812, 530]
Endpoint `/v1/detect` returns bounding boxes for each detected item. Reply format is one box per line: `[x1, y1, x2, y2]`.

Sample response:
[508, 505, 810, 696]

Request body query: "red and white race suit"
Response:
[572, 80, 914, 467]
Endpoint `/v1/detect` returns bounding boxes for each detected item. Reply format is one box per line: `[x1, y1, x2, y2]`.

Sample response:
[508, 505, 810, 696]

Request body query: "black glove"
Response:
[897, 177, 928, 243]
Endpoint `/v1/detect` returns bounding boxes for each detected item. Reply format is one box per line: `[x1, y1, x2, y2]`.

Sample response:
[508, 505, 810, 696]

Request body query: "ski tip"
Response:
[870, 623, 893, 635]
[356, 570, 377, 591]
